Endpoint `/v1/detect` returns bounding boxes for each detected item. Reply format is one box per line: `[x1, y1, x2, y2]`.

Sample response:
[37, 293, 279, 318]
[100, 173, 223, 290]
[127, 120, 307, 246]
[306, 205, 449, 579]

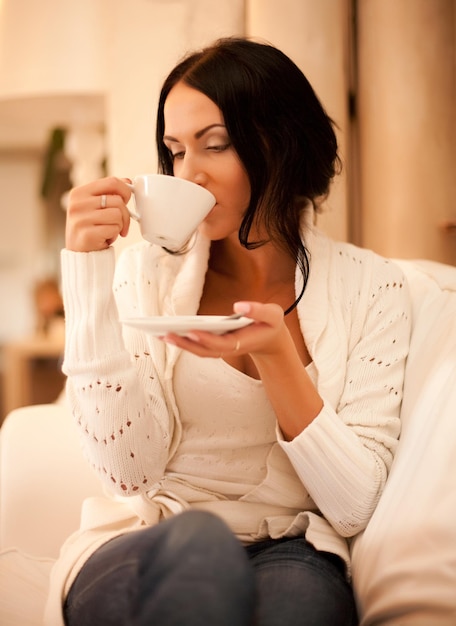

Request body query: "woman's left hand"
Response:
[162, 301, 288, 359]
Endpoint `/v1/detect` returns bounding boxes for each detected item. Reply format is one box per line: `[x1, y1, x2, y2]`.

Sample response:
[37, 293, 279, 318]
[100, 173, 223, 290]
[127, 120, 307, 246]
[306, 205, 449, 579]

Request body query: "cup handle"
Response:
[125, 182, 140, 221]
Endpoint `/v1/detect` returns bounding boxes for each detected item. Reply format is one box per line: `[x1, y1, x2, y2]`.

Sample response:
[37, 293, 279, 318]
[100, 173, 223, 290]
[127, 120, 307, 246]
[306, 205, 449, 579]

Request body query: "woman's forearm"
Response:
[252, 330, 323, 441]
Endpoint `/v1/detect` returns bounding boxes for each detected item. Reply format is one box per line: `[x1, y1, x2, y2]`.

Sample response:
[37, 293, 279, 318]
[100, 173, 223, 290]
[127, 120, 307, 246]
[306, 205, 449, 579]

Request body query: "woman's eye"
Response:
[207, 143, 231, 153]
[166, 142, 231, 160]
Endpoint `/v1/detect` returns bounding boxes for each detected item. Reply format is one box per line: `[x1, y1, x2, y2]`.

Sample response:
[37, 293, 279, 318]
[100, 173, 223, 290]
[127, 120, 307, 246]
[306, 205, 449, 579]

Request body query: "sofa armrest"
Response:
[0, 403, 104, 559]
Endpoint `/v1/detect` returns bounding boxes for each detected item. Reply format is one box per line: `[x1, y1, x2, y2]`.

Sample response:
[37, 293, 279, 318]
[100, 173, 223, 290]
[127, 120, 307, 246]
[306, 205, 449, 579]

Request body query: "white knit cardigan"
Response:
[45, 226, 411, 625]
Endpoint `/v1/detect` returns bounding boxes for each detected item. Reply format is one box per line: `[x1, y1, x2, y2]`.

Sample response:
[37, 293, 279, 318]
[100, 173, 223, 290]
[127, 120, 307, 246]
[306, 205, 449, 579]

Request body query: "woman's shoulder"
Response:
[325, 238, 411, 329]
[310, 228, 407, 285]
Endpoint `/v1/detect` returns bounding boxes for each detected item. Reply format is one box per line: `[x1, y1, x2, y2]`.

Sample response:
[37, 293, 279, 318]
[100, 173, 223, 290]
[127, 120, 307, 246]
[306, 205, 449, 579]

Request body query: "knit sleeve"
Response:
[280, 255, 412, 537]
[61, 247, 171, 496]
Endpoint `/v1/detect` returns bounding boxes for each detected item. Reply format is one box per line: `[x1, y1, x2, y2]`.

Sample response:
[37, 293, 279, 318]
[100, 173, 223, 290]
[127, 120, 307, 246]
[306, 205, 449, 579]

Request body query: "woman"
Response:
[47, 38, 411, 626]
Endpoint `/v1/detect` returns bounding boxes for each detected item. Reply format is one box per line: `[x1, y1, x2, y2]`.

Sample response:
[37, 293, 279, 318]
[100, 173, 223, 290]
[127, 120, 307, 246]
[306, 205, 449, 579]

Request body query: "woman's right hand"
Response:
[65, 176, 133, 252]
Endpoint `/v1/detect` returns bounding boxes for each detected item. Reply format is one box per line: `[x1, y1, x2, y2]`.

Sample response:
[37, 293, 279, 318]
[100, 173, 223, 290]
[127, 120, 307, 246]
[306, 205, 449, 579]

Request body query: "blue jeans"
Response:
[64, 510, 357, 626]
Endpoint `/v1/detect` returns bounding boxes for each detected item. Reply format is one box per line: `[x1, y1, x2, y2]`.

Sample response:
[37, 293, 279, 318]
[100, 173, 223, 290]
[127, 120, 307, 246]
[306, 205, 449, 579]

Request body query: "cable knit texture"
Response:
[45, 226, 411, 625]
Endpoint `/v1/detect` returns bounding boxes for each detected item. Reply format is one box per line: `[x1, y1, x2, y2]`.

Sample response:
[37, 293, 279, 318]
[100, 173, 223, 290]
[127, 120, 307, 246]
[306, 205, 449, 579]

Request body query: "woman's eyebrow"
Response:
[163, 123, 226, 143]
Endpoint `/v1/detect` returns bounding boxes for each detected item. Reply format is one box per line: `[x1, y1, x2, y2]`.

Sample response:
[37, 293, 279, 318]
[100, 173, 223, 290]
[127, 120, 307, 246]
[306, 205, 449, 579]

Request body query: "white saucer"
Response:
[121, 315, 253, 336]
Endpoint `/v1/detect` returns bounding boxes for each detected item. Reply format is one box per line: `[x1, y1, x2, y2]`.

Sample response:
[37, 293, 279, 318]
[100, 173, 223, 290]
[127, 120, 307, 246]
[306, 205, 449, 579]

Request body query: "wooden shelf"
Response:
[2, 331, 65, 419]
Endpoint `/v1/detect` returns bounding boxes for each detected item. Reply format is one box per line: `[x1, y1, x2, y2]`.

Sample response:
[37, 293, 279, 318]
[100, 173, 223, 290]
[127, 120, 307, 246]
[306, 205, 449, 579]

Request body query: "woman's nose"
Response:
[192, 171, 208, 186]
[175, 155, 207, 186]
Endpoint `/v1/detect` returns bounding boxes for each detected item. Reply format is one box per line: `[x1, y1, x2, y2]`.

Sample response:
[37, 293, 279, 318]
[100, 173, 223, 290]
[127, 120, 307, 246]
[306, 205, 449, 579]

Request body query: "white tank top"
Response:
[169, 351, 278, 496]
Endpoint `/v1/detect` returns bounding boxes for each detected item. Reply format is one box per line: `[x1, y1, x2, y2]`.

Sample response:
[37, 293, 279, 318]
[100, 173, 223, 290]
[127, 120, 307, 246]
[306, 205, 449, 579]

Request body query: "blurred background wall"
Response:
[0, 0, 455, 416]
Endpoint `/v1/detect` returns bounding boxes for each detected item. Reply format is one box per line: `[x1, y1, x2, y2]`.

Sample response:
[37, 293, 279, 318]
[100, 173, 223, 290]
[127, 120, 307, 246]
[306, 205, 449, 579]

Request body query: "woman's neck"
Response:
[197, 236, 297, 317]
[208, 237, 296, 290]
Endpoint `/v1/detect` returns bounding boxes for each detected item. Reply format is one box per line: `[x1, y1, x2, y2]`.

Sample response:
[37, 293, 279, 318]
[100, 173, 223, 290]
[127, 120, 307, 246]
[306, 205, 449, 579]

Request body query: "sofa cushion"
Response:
[0, 549, 54, 626]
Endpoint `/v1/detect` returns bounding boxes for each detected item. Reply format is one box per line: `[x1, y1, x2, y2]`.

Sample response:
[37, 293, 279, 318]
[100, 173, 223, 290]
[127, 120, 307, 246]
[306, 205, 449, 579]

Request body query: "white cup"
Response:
[127, 174, 216, 250]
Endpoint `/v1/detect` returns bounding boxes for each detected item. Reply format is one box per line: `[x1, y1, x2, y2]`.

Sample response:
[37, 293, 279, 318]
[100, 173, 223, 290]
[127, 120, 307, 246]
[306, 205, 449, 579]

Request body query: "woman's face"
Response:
[163, 81, 251, 242]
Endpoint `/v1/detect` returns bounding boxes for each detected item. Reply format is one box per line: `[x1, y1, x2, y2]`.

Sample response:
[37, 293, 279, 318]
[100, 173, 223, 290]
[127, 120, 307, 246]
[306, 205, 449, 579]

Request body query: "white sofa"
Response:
[1, 258, 455, 625]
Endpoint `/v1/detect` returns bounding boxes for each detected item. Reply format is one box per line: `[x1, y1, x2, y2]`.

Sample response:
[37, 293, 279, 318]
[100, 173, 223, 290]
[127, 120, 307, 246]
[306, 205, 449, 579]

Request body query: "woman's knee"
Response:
[146, 510, 250, 577]
[136, 511, 255, 624]
[161, 510, 241, 553]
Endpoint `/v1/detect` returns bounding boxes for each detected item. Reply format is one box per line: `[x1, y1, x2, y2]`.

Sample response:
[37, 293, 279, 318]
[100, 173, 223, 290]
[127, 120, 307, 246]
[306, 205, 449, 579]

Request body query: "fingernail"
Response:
[234, 302, 251, 314]
[186, 332, 201, 342]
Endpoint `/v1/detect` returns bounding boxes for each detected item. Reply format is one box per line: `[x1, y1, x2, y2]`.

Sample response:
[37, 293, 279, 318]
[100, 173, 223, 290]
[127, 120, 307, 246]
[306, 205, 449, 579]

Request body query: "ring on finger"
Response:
[100, 194, 107, 209]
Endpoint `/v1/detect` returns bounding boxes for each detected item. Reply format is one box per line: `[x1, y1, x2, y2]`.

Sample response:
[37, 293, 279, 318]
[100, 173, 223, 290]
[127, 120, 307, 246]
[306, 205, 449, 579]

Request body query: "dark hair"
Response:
[156, 37, 340, 303]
